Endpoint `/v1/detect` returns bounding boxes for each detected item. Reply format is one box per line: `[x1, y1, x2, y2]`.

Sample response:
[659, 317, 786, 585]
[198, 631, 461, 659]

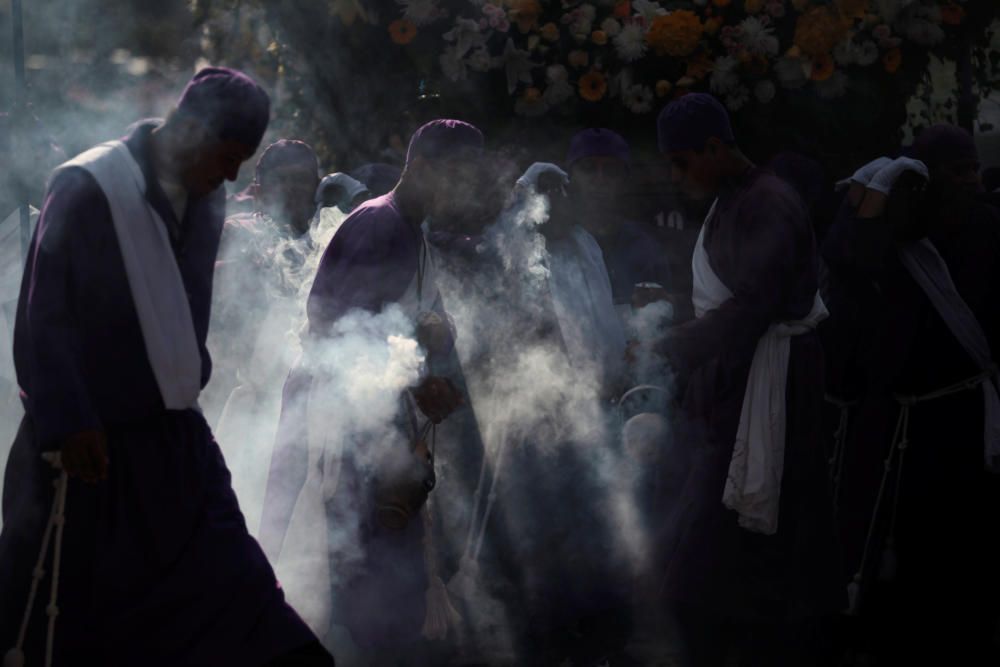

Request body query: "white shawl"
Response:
[53, 141, 201, 410]
[692, 201, 828, 535]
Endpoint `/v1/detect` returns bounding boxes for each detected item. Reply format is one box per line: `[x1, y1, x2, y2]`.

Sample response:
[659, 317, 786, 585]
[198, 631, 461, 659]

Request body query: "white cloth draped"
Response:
[54, 141, 201, 410]
[692, 201, 828, 535]
[898, 238, 1000, 471]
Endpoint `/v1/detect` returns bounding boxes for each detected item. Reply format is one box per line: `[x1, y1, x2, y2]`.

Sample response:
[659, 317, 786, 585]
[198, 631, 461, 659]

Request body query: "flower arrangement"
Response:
[374, 0, 974, 116]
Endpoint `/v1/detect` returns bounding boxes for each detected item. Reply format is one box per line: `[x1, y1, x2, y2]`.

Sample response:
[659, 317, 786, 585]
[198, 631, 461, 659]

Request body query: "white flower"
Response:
[899, 18, 944, 46]
[774, 56, 809, 89]
[623, 84, 655, 113]
[440, 46, 467, 81]
[398, 0, 440, 26]
[601, 17, 622, 37]
[496, 38, 537, 94]
[737, 16, 779, 56]
[613, 22, 648, 62]
[710, 55, 740, 95]
[725, 85, 750, 111]
[468, 47, 492, 72]
[567, 4, 598, 41]
[815, 70, 848, 99]
[633, 0, 667, 23]
[443, 17, 486, 57]
[546, 64, 569, 83]
[855, 41, 879, 66]
[754, 79, 776, 104]
[543, 79, 575, 106]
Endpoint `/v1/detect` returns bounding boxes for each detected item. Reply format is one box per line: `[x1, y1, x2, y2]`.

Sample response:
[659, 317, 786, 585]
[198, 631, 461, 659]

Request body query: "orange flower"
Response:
[810, 53, 835, 81]
[655, 80, 673, 97]
[388, 19, 417, 45]
[591, 30, 608, 45]
[579, 70, 608, 101]
[704, 17, 722, 35]
[647, 10, 704, 57]
[541, 22, 560, 42]
[614, 0, 632, 19]
[568, 49, 590, 68]
[835, 0, 869, 20]
[509, 0, 542, 34]
[744, 0, 765, 14]
[686, 53, 714, 80]
[941, 3, 965, 25]
[522, 87, 543, 102]
[882, 47, 902, 74]
[712, 0, 731, 6]
[794, 6, 849, 58]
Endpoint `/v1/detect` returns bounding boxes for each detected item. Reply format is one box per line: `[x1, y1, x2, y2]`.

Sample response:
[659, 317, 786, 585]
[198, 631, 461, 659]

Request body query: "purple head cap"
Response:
[405, 119, 484, 166]
[566, 128, 631, 169]
[910, 124, 978, 171]
[255, 139, 319, 183]
[176, 67, 270, 151]
[657, 93, 735, 154]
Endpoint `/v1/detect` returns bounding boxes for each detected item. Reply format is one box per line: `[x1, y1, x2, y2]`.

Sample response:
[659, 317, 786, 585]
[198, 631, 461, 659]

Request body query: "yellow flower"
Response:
[592, 30, 608, 45]
[569, 49, 590, 68]
[810, 53, 834, 81]
[655, 80, 673, 97]
[704, 17, 722, 35]
[541, 22, 560, 42]
[882, 47, 902, 74]
[509, 0, 542, 34]
[646, 10, 704, 58]
[579, 70, 608, 101]
[388, 19, 417, 45]
[794, 6, 849, 58]
[835, 0, 869, 20]
[686, 53, 715, 80]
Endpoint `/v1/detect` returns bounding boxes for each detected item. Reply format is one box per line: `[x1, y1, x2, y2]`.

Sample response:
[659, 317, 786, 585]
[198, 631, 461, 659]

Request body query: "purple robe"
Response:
[261, 193, 432, 650]
[822, 199, 1000, 663]
[660, 168, 843, 622]
[0, 122, 317, 666]
[596, 218, 673, 304]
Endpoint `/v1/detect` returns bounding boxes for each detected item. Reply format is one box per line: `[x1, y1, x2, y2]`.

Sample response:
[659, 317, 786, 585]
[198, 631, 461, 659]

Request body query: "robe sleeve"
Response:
[16, 169, 105, 447]
[660, 186, 805, 376]
[306, 209, 419, 334]
[821, 199, 896, 279]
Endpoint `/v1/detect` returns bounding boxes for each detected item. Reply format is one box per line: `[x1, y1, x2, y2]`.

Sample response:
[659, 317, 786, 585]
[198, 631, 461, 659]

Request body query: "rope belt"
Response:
[846, 367, 996, 616]
[825, 393, 858, 518]
[5, 453, 68, 667]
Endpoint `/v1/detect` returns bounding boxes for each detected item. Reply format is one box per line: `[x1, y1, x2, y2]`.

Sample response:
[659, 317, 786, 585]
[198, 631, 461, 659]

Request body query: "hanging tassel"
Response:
[846, 573, 862, 617]
[878, 537, 898, 583]
[3, 649, 26, 667]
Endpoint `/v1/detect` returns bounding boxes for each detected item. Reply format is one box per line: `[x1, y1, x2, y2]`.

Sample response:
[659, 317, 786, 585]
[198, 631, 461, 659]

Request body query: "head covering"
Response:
[255, 139, 319, 184]
[910, 124, 978, 171]
[176, 67, 270, 151]
[316, 172, 370, 212]
[657, 93, 735, 154]
[566, 128, 631, 169]
[350, 162, 403, 197]
[405, 119, 484, 166]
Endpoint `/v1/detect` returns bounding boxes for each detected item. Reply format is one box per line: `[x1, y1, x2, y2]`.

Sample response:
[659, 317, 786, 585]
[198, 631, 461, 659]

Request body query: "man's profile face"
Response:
[181, 139, 256, 198]
[569, 155, 628, 236]
[258, 164, 320, 236]
[667, 141, 720, 201]
[425, 152, 482, 226]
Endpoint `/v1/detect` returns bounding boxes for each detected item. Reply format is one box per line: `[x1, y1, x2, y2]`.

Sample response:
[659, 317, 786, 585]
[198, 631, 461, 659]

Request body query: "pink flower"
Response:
[873, 24, 891, 40]
[497, 18, 511, 32]
[766, 1, 785, 18]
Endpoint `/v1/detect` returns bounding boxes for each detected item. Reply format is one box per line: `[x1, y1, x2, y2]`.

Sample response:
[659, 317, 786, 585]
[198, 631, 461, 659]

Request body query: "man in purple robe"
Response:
[823, 125, 1000, 665]
[260, 120, 475, 660]
[566, 128, 672, 308]
[655, 93, 842, 666]
[0, 67, 333, 666]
